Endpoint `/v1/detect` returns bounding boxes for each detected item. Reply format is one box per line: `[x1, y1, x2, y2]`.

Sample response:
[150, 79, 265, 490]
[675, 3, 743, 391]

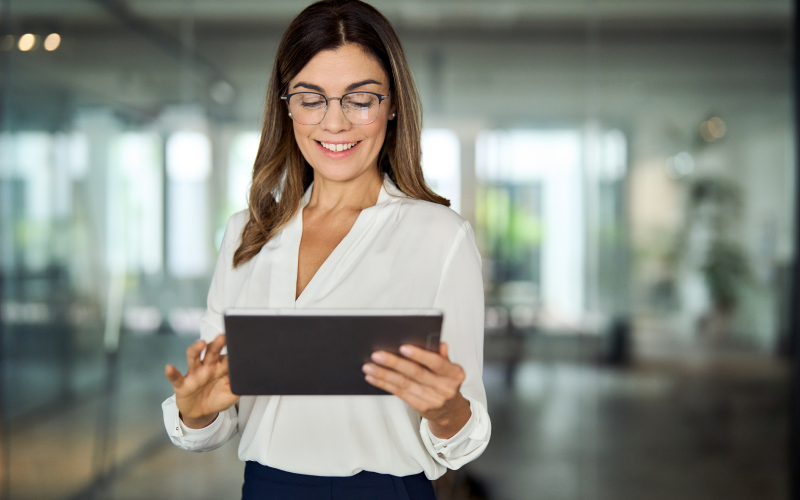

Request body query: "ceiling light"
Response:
[18, 33, 35, 52]
[44, 33, 61, 51]
[700, 121, 715, 142]
[210, 80, 236, 104]
[665, 152, 695, 179]
[707, 117, 726, 139]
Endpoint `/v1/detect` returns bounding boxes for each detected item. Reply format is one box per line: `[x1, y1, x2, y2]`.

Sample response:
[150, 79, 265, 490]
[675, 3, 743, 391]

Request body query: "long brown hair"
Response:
[233, 0, 448, 268]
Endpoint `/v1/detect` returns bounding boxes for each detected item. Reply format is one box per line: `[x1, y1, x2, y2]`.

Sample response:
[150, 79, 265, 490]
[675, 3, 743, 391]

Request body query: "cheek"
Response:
[292, 124, 316, 152]
[293, 122, 309, 140]
[364, 121, 389, 147]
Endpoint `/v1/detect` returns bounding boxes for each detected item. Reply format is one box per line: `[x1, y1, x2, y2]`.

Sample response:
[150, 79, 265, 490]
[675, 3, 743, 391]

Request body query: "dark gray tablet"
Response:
[223, 309, 443, 396]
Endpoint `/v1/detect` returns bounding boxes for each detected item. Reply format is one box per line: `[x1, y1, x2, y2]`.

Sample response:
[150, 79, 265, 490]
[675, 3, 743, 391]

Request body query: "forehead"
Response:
[291, 44, 388, 91]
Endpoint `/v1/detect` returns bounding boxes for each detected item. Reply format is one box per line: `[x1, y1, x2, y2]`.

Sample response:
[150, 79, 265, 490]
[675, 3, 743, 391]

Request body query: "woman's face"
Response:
[287, 44, 396, 184]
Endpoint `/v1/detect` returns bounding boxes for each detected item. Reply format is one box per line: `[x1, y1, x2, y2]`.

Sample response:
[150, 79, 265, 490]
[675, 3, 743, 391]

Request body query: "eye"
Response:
[297, 94, 326, 108]
[343, 93, 376, 109]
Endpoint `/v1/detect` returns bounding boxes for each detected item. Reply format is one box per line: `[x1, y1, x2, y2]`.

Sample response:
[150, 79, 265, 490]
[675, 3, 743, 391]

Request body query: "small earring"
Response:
[391, 113, 396, 118]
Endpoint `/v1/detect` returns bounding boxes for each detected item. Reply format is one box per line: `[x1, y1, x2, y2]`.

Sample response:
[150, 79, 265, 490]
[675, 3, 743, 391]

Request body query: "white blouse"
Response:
[162, 176, 491, 480]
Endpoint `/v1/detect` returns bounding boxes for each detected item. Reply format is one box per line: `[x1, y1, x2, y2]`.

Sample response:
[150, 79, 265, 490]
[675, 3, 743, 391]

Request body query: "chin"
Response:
[311, 162, 370, 183]
[308, 154, 379, 184]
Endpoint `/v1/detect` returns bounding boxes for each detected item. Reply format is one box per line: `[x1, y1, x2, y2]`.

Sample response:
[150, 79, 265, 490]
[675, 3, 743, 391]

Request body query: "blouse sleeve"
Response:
[161, 212, 244, 452]
[419, 221, 491, 469]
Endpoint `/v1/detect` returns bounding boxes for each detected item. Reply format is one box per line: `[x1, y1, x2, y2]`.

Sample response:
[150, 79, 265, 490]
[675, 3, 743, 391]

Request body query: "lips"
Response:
[318, 141, 360, 152]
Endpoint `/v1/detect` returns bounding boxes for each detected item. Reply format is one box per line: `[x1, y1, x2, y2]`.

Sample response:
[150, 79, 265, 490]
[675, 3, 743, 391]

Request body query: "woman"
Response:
[162, 1, 491, 498]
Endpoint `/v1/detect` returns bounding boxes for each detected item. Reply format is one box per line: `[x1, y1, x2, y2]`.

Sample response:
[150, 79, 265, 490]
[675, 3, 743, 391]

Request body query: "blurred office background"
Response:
[0, 0, 794, 499]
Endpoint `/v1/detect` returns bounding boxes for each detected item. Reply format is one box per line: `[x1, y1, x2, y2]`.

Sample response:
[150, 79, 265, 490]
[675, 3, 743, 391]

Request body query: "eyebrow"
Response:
[292, 79, 383, 93]
[345, 79, 382, 92]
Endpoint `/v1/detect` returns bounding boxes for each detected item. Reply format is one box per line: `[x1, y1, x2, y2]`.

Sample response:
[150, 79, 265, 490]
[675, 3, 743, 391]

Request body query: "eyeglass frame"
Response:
[280, 91, 390, 126]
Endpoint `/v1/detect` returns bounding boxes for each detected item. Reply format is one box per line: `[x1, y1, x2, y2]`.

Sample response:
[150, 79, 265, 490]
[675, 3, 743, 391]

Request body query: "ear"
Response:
[388, 100, 398, 120]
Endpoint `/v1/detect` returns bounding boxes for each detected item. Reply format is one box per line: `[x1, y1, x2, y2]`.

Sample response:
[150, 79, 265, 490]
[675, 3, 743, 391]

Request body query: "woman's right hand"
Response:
[165, 334, 240, 429]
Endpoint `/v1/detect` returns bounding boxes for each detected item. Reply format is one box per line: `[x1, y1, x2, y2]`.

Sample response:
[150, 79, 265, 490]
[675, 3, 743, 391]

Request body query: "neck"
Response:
[307, 168, 383, 213]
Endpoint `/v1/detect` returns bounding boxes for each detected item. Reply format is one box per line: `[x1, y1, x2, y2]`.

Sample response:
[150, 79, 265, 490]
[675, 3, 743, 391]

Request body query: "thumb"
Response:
[439, 342, 449, 360]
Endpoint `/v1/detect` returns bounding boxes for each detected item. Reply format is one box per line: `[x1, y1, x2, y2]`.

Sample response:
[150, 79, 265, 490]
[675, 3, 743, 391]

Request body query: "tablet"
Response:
[223, 309, 443, 396]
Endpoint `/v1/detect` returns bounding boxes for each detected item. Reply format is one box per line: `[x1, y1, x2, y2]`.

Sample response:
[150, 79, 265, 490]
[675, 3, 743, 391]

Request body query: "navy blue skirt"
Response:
[242, 461, 437, 500]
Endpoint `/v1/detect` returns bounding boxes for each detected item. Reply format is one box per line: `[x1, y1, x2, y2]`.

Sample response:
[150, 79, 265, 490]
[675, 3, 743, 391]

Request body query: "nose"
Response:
[319, 97, 351, 133]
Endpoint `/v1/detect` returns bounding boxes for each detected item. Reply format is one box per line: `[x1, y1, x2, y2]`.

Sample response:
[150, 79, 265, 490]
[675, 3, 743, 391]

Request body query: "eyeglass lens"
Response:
[288, 93, 381, 125]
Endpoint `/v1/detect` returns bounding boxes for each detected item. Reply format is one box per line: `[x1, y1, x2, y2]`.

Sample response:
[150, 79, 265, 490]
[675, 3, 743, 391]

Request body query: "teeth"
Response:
[320, 141, 358, 152]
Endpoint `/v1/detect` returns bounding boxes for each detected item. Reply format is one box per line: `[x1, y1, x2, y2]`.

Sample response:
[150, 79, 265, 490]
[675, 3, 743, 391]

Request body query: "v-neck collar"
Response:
[292, 175, 404, 306]
[239, 175, 406, 310]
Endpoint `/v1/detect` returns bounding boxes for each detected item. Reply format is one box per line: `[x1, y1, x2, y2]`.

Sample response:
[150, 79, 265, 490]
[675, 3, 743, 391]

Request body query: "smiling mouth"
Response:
[318, 141, 360, 152]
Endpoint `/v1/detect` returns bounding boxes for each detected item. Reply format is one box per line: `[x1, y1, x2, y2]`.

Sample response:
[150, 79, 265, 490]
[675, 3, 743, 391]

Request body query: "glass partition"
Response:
[0, 1, 792, 499]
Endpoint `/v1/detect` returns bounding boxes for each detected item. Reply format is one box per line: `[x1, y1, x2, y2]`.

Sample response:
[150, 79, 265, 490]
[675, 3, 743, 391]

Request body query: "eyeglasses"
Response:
[281, 91, 389, 125]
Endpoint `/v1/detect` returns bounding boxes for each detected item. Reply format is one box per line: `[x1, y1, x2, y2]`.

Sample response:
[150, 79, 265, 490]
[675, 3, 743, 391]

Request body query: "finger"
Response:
[363, 362, 446, 405]
[398, 345, 450, 375]
[204, 334, 226, 366]
[165, 364, 185, 388]
[218, 355, 230, 376]
[399, 345, 466, 387]
[364, 362, 417, 392]
[365, 359, 460, 404]
[186, 340, 206, 371]
[364, 374, 433, 411]
[370, 351, 437, 386]
[439, 342, 450, 360]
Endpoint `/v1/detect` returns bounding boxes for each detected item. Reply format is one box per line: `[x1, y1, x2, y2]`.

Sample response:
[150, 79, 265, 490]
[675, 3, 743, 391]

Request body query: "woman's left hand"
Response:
[363, 342, 472, 439]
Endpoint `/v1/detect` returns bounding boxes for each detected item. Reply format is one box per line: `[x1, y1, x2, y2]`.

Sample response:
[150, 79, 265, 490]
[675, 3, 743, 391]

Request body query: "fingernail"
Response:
[399, 345, 413, 356]
[362, 363, 375, 374]
[371, 352, 386, 363]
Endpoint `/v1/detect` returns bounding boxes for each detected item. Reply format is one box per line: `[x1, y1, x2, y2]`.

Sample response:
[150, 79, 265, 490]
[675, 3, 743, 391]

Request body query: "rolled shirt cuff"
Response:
[420, 394, 491, 469]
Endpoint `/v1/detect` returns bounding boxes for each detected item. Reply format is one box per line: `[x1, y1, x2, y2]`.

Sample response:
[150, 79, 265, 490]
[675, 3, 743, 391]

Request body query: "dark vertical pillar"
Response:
[791, 1, 800, 498]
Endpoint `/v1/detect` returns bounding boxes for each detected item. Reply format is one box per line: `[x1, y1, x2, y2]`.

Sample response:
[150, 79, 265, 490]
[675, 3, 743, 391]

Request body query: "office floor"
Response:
[470, 357, 788, 500]
[5, 333, 790, 500]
